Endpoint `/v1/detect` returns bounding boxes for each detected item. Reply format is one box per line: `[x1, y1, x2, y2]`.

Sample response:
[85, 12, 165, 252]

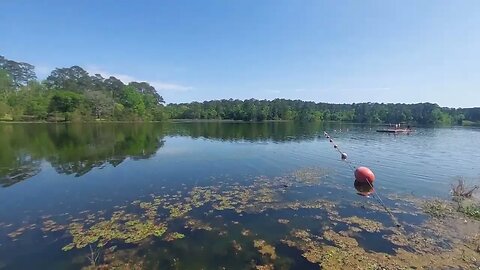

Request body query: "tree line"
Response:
[1, 55, 478, 125]
[165, 99, 479, 125]
[0, 55, 166, 121]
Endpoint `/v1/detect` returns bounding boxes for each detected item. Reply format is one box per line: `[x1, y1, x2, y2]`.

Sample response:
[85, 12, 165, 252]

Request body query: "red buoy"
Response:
[354, 167, 375, 183]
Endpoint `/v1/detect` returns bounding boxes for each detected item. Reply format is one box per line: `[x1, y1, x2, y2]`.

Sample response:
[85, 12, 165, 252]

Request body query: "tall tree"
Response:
[120, 86, 146, 116]
[85, 91, 114, 119]
[0, 55, 37, 88]
[104, 76, 125, 99]
[128, 82, 164, 104]
[49, 91, 83, 114]
[45, 66, 92, 92]
[0, 69, 13, 100]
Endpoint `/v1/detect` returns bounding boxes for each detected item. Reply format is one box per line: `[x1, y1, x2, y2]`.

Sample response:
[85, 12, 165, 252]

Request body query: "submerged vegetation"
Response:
[422, 199, 455, 218]
[2, 55, 480, 124]
[2, 168, 479, 269]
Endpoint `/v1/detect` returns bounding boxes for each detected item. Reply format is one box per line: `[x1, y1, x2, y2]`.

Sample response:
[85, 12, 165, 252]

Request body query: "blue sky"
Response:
[1, 0, 479, 107]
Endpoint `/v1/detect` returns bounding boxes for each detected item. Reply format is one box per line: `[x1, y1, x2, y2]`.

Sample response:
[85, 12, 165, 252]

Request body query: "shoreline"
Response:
[0, 119, 478, 127]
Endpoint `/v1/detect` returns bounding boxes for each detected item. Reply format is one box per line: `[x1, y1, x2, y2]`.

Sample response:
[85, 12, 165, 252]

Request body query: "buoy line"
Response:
[323, 131, 402, 228]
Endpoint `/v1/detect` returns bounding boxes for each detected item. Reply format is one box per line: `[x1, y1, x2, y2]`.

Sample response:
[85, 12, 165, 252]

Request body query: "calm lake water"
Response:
[0, 122, 479, 269]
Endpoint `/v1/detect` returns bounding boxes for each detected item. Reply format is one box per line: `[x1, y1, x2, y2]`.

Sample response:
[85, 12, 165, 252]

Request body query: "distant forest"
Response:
[1, 55, 479, 125]
[167, 100, 478, 125]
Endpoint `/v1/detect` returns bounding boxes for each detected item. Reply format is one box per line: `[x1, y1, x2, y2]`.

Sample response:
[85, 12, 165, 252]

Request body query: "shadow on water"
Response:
[0, 123, 166, 187]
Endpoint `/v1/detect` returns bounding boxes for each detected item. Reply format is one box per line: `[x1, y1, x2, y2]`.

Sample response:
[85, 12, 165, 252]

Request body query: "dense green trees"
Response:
[0, 55, 36, 87]
[165, 99, 476, 125]
[0, 55, 166, 121]
[0, 54, 478, 125]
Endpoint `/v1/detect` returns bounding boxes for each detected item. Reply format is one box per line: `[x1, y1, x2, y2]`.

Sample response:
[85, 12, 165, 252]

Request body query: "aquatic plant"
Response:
[164, 202, 193, 219]
[277, 219, 290, 224]
[163, 232, 185, 241]
[331, 216, 384, 233]
[7, 223, 36, 240]
[42, 219, 66, 232]
[184, 218, 213, 231]
[255, 264, 274, 270]
[282, 226, 480, 270]
[62, 211, 167, 251]
[457, 199, 480, 220]
[253, 239, 277, 260]
[241, 229, 251, 236]
[6, 167, 480, 269]
[292, 167, 330, 185]
[7, 227, 26, 239]
[232, 240, 242, 253]
[422, 199, 454, 218]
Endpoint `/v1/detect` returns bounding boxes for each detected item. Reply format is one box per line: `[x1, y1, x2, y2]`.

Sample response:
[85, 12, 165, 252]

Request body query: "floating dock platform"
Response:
[376, 129, 413, 133]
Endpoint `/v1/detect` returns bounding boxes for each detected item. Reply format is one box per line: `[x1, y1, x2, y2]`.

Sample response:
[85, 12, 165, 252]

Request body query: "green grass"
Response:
[459, 204, 480, 220]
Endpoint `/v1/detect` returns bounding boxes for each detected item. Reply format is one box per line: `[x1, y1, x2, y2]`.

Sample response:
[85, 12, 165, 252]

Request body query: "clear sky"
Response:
[1, 1, 479, 107]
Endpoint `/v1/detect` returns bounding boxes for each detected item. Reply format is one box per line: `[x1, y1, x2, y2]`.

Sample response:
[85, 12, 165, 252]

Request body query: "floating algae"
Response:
[42, 219, 66, 233]
[184, 218, 213, 231]
[163, 232, 185, 242]
[253, 239, 277, 260]
[4, 167, 480, 269]
[277, 219, 290, 224]
[57, 172, 315, 258]
[292, 167, 330, 185]
[6, 223, 36, 240]
[62, 210, 167, 251]
[422, 199, 455, 218]
[164, 202, 193, 219]
[7, 227, 26, 239]
[241, 229, 252, 236]
[282, 217, 480, 269]
[232, 240, 242, 253]
[330, 215, 384, 233]
[254, 264, 274, 270]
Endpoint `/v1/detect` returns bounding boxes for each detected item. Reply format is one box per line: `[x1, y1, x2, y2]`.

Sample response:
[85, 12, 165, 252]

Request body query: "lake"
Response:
[0, 122, 479, 269]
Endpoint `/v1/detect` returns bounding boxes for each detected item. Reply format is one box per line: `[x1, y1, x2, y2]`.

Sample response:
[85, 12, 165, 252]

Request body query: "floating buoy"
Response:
[354, 180, 374, 196]
[341, 152, 348, 160]
[354, 166, 375, 183]
[329, 139, 333, 143]
[333, 145, 338, 148]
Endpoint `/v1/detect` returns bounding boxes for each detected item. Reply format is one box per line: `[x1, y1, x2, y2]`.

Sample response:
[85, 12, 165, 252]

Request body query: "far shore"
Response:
[1, 119, 479, 127]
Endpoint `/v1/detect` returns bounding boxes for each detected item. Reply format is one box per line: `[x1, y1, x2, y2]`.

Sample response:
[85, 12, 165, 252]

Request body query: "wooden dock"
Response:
[376, 129, 412, 133]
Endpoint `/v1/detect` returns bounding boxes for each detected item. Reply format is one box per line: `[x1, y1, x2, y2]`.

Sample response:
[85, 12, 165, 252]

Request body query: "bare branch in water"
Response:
[87, 244, 102, 266]
[451, 178, 479, 198]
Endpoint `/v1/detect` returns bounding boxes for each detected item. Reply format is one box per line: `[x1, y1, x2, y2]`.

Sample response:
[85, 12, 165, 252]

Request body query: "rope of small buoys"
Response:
[323, 131, 402, 228]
